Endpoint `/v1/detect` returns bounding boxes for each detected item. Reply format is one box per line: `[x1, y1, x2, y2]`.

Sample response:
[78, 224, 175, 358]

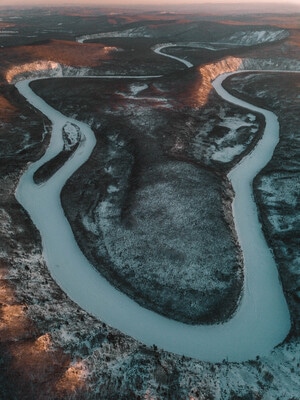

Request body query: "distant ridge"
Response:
[1, 2, 299, 15]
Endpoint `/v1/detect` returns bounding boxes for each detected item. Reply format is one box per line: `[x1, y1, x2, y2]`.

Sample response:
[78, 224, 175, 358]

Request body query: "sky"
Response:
[3, 0, 300, 5]
[1, 0, 299, 13]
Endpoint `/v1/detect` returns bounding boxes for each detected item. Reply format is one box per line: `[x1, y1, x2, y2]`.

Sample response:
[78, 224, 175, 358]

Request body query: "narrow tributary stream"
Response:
[15, 49, 291, 362]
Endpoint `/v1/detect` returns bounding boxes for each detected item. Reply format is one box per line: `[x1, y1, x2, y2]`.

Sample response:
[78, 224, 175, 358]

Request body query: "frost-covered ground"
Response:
[195, 113, 259, 163]
[219, 29, 288, 47]
[1, 9, 300, 398]
[77, 27, 288, 49]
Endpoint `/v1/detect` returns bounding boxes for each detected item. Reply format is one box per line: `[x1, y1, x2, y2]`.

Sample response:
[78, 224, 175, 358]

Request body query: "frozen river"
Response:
[15, 50, 291, 362]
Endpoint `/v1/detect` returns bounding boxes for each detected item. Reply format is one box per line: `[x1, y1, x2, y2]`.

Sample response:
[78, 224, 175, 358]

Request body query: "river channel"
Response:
[15, 48, 291, 362]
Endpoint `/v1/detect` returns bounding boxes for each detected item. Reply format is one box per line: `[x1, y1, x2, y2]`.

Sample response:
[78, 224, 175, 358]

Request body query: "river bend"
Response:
[15, 50, 292, 362]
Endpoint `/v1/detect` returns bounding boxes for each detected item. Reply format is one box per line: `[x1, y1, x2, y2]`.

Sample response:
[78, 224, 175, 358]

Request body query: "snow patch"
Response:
[107, 185, 119, 194]
[5, 62, 96, 84]
[63, 122, 81, 151]
[0, 30, 18, 36]
[6, 61, 62, 84]
[212, 145, 245, 162]
[77, 27, 151, 43]
[259, 175, 299, 208]
[218, 117, 253, 135]
[130, 83, 148, 95]
[221, 29, 289, 47]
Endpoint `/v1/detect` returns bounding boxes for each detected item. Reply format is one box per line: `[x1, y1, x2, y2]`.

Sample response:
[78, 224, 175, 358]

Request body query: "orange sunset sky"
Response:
[3, 0, 300, 5]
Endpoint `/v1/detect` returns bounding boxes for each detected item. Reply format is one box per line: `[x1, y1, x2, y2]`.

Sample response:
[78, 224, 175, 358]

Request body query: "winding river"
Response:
[15, 46, 292, 362]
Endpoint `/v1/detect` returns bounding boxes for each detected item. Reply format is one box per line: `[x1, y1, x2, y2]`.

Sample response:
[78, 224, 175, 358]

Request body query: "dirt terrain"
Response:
[0, 6, 300, 399]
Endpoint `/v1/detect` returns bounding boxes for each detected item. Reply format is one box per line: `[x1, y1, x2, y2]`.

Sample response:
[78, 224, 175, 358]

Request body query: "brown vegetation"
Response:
[0, 95, 17, 122]
[0, 39, 115, 81]
[0, 264, 87, 399]
[220, 15, 300, 30]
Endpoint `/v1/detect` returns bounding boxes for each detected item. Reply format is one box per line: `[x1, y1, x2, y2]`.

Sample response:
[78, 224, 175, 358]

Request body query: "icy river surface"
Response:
[15, 57, 291, 362]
